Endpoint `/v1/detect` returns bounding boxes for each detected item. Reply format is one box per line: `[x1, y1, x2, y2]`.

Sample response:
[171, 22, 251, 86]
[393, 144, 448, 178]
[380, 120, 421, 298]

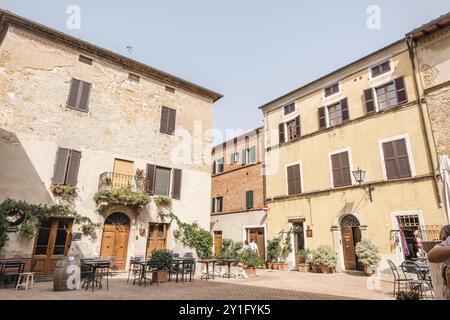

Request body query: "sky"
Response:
[1, 0, 450, 141]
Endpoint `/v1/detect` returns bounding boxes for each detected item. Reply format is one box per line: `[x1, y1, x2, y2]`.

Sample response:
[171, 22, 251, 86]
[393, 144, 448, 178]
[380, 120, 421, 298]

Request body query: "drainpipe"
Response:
[406, 36, 442, 206]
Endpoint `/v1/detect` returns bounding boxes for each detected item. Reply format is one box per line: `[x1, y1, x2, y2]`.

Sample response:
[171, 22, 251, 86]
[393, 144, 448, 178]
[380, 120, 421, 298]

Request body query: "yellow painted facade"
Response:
[261, 41, 448, 271]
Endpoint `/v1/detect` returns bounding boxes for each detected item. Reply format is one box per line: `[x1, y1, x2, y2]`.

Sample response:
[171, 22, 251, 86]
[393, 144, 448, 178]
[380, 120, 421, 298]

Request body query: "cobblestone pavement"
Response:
[0, 269, 395, 300]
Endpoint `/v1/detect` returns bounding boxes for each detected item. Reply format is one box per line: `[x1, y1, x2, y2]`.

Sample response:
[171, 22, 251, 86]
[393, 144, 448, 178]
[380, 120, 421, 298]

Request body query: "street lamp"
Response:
[352, 167, 374, 202]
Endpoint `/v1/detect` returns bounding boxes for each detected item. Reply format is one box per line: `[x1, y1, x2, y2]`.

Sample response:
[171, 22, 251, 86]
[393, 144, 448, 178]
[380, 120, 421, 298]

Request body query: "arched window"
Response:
[340, 215, 360, 227]
[104, 212, 130, 226]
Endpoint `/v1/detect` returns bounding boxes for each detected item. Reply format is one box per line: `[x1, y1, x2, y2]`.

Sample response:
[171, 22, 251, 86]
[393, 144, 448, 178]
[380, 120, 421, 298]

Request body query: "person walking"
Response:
[428, 225, 450, 300]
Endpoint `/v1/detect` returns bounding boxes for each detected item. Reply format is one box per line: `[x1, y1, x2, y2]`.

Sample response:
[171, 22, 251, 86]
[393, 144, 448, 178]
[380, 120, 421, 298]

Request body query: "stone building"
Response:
[0, 10, 222, 273]
[210, 128, 266, 259]
[260, 36, 448, 271]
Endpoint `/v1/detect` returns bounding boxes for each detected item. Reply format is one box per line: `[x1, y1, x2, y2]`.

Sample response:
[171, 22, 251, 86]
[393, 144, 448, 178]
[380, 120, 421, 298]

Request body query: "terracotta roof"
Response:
[407, 11, 450, 39]
[0, 10, 223, 102]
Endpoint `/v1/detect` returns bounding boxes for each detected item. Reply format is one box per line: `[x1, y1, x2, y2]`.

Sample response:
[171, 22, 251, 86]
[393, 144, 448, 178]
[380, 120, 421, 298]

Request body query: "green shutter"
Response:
[241, 150, 247, 165]
[246, 191, 253, 209]
[218, 158, 224, 173]
[249, 146, 256, 163]
[212, 161, 216, 175]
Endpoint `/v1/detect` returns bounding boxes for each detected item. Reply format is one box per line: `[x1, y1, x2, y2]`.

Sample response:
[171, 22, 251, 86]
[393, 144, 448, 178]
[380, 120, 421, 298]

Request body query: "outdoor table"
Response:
[198, 259, 220, 281]
[219, 259, 239, 279]
[81, 260, 109, 291]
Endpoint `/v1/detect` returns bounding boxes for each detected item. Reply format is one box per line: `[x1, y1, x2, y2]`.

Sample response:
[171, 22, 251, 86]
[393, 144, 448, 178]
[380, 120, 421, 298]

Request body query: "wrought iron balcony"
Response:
[98, 172, 148, 192]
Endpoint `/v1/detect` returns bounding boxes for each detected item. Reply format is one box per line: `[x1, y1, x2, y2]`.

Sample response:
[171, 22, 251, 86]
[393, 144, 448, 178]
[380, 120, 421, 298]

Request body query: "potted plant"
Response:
[355, 240, 381, 276]
[151, 249, 173, 283]
[297, 249, 311, 272]
[266, 238, 282, 269]
[311, 245, 337, 274]
[278, 241, 291, 271]
[134, 169, 145, 190]
[239, 250, 261, 278]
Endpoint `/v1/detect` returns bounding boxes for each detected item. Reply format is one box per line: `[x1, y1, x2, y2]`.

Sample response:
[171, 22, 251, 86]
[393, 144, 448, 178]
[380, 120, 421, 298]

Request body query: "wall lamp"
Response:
[352, 167, 374, 202]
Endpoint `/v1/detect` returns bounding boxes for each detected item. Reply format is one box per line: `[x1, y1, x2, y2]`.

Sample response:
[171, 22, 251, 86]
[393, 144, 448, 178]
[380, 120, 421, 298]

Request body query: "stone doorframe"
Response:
[331, 211, 368, 272]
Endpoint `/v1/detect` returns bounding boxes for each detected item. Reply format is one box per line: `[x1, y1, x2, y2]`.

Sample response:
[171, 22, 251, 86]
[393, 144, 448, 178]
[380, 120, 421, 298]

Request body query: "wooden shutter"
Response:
[287, 165, 301, 195]
[52, 148, 70, 185]
[364, 88, 375, 114]
[168, 109, 176, 134]
[241, 150, 247, 165]
[279, 123, 285, 144]
[211, 199, 215, 213]
[146, 164, 156, 194]
[382, 142, 398, 179]
[249, 146, 256, 163]
[331, 154, 342, 187]
[160, 107, 169, 133]
[341, 98, 349, 122]
[65, 150, 81, 186]
[395, 139, 411, 177]
[331, 152, 351, 187]
[67, 79, 81, 108]
[394, 76, 407, 104]
[340, 152, 352, 186]
[212, 161, 217, 175]
[171, 169, 182, 199]
[246, 191, 254, 209]
[318, 107, 326, 129]
[295, 116, 301, 137]
[78, 82, 92, 111]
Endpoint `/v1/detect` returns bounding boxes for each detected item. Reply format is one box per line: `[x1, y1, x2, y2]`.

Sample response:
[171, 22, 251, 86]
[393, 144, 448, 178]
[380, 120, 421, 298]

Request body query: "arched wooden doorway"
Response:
[340, 215, 363, 271]
[100, 212, 130, 270]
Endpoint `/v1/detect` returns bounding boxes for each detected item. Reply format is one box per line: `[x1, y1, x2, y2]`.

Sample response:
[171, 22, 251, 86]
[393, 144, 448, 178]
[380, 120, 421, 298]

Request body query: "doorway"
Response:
[340, 215, 363, 271]
[32, 218, 73, 275]
[112, 159, 134, 189]
[146, 223, 169, 258]
[292, 221, 306, 265]
[214, 231, 223, 256]
[100, 212, 130, 270]
[246, 228, 265, 260]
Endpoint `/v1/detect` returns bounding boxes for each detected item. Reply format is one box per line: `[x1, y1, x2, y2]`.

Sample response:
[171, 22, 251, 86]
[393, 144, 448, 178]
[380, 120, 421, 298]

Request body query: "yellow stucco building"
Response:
[260, 39, 448, 272]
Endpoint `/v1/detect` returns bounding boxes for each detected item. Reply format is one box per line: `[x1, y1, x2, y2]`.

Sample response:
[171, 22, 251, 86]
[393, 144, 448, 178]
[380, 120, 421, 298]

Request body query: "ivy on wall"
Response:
[166, 212, 213, 260]
[0, 198, 99, 252]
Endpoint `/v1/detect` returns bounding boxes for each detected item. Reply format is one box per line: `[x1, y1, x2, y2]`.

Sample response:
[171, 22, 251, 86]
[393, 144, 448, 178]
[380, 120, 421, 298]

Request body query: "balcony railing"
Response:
[98, 172, 148, 192]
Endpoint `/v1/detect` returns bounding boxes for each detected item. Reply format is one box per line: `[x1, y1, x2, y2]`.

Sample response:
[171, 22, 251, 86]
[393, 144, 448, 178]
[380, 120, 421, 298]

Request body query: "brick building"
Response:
[210, 127, 266, 259]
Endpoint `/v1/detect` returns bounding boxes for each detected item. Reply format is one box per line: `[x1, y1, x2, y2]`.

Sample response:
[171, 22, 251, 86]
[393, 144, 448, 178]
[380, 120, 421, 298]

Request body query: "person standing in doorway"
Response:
[250, 239, 260, 257]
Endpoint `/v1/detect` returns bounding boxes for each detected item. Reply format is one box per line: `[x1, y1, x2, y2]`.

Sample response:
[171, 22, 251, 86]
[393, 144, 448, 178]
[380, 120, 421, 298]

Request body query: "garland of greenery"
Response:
[166, 212, 213, 260]
[93, 188, 151, 208]
[0, 198, 99, 251]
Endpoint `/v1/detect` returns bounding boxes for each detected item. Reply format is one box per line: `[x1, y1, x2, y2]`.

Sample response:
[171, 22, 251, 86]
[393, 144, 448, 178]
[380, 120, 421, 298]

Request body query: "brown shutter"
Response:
[340, 152, 352, 186]
[331, 154, 342, 187]
[67, 79, 81, 108]
[394, 76, 407, 104]
[341, 98, 349, 122]
[146, 164, 156, 194]
[293, 164, 301, 194]
[318, 107, 326, 129]
[287, 165, 301, 195]
[52, 148, 70, 185]
[331, 152, 351, 187]
[382, 141, 398, 179]
[171, 169, 182, 199]
[279, 123, 285, 144]
[295, 116, 301, 137]
[168, 109, 176, 134]
[78, 82, 91, 112]
[364, 88, 375, 114]
[65, 150, 81, 186]
[287, 166, 294, 195]
[395, 139, 411, 178]
[160, 107, 169, 133]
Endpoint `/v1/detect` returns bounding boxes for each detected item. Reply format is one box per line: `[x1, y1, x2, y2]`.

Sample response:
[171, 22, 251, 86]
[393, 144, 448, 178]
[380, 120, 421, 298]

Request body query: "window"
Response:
[331, 151, 352, 188]
[364, 77, 407, 114]
[248, 146, 256, 164]
[165, 86, 175, 94]
[324, 83, 339, 97]
[382, 138, 412, 180]
[67, 78, 92, 112]
[318, 98, 349, 129]
[371, 60, 391, 78]
[328, 103, 343, 127]
[160, 106, 176, 135]
[287, 164, 302, 195]
[215, 197, 223, 212]
[376, 82, 397, 111]
[145, 164, 182, 198]
[279, 116, 300, 144]
[229, 152, 239, 164]
[246, 191, 254, 209]
[217, 158, 224, 173]
[286, 120, 298, 141]
[79, 55, 93, 65]
[52, 148, 81, 186]
[128, 73, 140, 82]
[212, 160, 217, 175]
[283, 102, 296, 116]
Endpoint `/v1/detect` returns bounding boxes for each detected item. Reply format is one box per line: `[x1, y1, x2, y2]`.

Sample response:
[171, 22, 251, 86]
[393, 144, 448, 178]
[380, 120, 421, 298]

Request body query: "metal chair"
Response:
[400, 261, 434, 300]
[180, 259, 195, 283]
[387, 259, 412, 297]
[127, 256, 144, 284]
[0, 261, 25, 288]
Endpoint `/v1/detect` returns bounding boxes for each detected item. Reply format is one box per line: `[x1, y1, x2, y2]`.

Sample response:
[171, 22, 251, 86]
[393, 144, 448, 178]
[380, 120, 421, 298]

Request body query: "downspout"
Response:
[406, 36, 442, 206]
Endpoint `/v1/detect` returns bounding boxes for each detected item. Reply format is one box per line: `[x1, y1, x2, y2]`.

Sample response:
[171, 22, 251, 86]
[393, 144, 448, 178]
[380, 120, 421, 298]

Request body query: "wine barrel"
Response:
[53, 256, 80, 291]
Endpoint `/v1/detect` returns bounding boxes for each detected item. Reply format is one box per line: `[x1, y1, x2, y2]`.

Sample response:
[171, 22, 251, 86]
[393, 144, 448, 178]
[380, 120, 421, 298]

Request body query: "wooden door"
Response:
[214, 231, 222, 256]
[100, 225, 129, 270]
[341, 226, 356, 270]
[32, 219, 73, 275]
[247, 228, 265, 260]
[293, 222, 305, 264]
[146, 223, 168, 258]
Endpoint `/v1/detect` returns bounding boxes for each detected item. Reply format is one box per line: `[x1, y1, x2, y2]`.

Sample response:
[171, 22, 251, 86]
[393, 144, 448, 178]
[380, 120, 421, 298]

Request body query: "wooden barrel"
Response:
[53, 256, 80, 291]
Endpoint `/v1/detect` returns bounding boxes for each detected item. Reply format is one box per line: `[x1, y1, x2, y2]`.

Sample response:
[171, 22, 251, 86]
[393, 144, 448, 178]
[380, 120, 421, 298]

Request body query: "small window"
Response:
[128, 73, 140, 82]
[331, 151, 352, 188]
[216, 197, 223, 212]
[287, 164, 302, 195]
[246, 191, 254, 209]
[382, 138, 412, 180]
[154, 167, 171, 196]
[67, 78, 92, 112]
[79, 55, 93, 65]
[165, 86, 175, 94]
[371, 60, 391, 78]
[376, 82, 397, 111]
[52, 148, 81, 186]
[160, 106, 177, 135]
[217, 158, 224, 173]
[324, 83, 339, 97]
[230, 152, 239, 164]
[283, 102, 296, 116]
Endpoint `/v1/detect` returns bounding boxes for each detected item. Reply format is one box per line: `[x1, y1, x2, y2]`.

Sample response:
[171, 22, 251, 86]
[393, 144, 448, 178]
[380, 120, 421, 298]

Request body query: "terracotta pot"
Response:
[244, 267, 256, 278]
[278, 263, 289, 271]
[319, 265, 332, 274]
[296, 256, 305, 264]
[298, 263, 310, 273]
[152, 270, 168, 283]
